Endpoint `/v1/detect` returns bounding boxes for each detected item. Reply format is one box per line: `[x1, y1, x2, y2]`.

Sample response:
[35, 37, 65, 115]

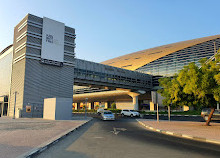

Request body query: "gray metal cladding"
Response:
[65, 26, 75, 34]
[23, 59, 74, 115]
[27, 25, 42, 34]
[64, 45, 75, 52]
[28, 14, 43, 24]
[64, 55, 75, 62]
[26, 47, 41, 56]
[9, 59, 26, 117]
[27, 36, 42, 45]
[65, 36, 75, 43]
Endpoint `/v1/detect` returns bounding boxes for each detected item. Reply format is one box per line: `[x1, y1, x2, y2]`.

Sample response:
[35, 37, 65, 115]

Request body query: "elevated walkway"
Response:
[74, 59, 152, 91]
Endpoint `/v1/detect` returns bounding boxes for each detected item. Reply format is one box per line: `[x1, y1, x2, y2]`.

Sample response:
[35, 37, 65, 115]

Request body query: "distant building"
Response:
[102, 35, 220, 86]
[102, 35, 220, 110]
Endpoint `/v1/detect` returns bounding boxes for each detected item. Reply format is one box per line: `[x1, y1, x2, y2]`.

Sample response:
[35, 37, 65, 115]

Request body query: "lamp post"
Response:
[156, 91, 159, 122]
[13, 91, 18, 119]
[85, 98, 88, 119]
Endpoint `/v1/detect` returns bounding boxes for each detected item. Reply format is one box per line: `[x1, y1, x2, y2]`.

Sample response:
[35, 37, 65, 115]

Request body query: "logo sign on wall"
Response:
[41, 17, 65, 66]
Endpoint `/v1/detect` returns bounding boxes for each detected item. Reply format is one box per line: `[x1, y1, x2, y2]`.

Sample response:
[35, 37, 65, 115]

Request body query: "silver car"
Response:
[101, 111, 115, 121]
[201, 108, 220, 121]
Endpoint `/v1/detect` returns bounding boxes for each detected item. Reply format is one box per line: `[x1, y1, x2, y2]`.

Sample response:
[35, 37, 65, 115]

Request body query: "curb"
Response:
[136, 119, 220, 146]
[73, 112, 121, 115]
[18, 118, 93, 158]
[73, 112, 97, 114]
[142, 114, 200, 117]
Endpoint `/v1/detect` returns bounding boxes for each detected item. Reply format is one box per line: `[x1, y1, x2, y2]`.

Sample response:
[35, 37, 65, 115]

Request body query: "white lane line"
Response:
[94, 137, 104, 139]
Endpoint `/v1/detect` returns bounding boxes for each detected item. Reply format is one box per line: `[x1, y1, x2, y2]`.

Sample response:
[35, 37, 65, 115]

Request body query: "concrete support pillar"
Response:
[150, 102, 155, 111]
[217, 102, 219, 110]
[94, 102, 99, 109]
[87, 103, 92, 110]
[132, 95, 139, 110]
[128, 92, 140, 111]
[105, 102, 108, 109]
[73, 103, 77, 110]
[80, 102, 84, 109]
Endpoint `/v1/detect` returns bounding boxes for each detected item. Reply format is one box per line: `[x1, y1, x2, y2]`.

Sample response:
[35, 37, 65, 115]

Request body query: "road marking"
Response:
[111, 127, 127, 135]
[94, 137, 104, 139]
[115, 128, 127, 131]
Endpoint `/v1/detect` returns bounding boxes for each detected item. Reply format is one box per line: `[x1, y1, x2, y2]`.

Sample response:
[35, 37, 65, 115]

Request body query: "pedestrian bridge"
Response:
[74, 58, 152, 91]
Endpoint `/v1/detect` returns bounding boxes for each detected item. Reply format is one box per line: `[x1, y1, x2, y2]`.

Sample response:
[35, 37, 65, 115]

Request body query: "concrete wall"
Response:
[116, 101, 133, 110]
[43, 98, 72, 120]
[43, 98, 56, 120]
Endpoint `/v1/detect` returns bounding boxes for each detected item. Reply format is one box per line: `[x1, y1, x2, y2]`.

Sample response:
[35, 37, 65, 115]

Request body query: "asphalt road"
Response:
[35, 116, 220, 158]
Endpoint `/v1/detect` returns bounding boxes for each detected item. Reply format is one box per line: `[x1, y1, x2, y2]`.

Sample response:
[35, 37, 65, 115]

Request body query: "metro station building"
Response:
[0, 14, 219, 117]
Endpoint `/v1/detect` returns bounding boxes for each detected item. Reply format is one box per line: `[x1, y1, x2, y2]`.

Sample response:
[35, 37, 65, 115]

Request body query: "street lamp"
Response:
[13, 91, 18, 119]
[155, 91, 159, 122]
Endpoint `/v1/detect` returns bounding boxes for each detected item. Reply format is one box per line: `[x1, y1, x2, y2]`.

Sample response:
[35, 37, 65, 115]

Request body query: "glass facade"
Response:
[137, 38, 220, 77]
[0, 48, 13, 96]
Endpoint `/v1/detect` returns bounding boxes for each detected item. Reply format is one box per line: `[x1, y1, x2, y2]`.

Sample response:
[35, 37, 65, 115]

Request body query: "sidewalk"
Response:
[0, 117, 92, 158]
[137, 119, 220, 145]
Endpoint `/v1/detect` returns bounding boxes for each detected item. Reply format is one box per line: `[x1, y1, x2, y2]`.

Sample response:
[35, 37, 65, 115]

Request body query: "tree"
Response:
[111, 103, 116, 109]
[158, 54, 220, 126]
[158, 75, 198, 110]
[158, 77, 172, 106]
[213, 54, 220, 103]
[177, 62, 203, 108]
[201, 54, 220, 125]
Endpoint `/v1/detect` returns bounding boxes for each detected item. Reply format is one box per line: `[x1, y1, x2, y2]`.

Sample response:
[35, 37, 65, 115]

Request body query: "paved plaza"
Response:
[137, 119, 220, 144]
[0, 117, 90, 158]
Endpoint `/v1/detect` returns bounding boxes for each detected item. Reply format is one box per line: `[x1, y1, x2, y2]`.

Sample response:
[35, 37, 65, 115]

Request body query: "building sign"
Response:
[41, 17, 65, 63]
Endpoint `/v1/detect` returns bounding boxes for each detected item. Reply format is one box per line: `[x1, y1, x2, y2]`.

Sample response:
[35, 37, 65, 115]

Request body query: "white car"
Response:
[121, 109, 140, 117]
[101, 111, 115, 120]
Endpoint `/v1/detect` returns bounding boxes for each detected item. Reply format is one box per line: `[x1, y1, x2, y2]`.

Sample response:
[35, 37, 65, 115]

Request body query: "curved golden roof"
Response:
[101, 35, 220, 70]
[0, 44, 13, 56]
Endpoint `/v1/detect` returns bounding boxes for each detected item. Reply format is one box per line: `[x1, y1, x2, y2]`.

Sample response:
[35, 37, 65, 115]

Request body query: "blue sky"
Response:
[0, 0, 220, 62]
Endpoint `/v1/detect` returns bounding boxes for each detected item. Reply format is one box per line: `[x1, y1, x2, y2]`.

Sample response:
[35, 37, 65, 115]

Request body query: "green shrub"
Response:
[111, 103, 116, 109]
[107, 108, 121, 113]
[73, 109, 97, 113]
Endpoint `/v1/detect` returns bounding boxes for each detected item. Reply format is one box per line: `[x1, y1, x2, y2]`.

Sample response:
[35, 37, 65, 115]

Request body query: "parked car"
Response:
[97, 108, 107, 115]
[101, 110, 115, 120]
[121, 109, 140, 117]
[201, 108, 220, 121]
